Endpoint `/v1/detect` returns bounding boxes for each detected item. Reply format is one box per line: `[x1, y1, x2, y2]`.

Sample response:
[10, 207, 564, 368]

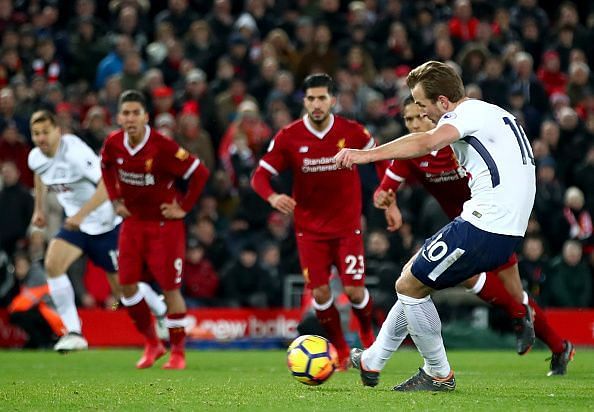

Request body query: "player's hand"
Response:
[374, 189, 396, 209]
[64, 214, 83, 231]
[268, 193, 296, 215]
[113, 199, 132, 218]
[31, 210, 46, 227]
[334, 148, 372, 169]
[160, 198, 186, 219]
[385, 203, 403, 232]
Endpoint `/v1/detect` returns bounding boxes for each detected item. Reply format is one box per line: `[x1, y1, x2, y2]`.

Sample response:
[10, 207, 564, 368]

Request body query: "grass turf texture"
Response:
[1, 348, 592, 411]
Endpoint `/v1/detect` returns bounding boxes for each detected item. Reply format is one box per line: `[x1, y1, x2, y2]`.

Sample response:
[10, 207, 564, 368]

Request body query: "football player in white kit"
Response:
[28, 110, 168, 352]
[335, 61, 538, 391]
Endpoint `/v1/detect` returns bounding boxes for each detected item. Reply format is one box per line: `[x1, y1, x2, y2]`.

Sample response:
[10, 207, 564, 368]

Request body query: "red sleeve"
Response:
[100, 141, 120, 200]
[179, 162, 209, 212]
[159, 136, 200, 178]
[377, 160, 410, 193]
[250, 165, 275, 201]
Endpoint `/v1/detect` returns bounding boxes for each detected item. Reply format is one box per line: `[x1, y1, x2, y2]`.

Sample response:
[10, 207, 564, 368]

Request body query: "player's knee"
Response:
[312, 285, 332, 304]
[343, 286, 364, 304]
[121, 283, 139, 298]
[44, 255, 61, 277]
[395, 268, 413, 295]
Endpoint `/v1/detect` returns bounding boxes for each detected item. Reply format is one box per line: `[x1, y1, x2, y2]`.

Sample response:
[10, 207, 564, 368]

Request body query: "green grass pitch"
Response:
[1, 348, 592, 411]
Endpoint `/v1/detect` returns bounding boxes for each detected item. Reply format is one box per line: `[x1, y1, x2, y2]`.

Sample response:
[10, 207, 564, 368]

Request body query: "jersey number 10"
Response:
[503, 117, 535, 165]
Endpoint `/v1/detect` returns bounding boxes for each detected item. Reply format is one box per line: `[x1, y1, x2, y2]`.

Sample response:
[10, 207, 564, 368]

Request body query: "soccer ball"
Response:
[286, 335, 338, 386]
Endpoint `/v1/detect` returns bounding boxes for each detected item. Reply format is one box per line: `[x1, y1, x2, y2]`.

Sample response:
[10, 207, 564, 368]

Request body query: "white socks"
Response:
[47, 274, 81, 334]
[362, 292, 451, 379]
[362, 299, 408, 371]
[138, 282, 167, 317]
[398, 293, 451, 379]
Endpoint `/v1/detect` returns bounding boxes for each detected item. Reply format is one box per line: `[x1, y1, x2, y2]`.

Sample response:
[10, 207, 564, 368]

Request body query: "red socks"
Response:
[529, 297, 565, 353]
[167, 313, 187, 355]
[478, 273, 526, 319]
[315, 304, 349, 359]
[126, 299, 159, 345]
[352, 295, 375, 348]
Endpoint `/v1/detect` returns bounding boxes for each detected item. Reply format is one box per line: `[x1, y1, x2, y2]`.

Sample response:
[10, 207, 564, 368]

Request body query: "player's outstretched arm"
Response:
[31, 174, 47, 227]
[64, 179, 109, 230]
[334, 124, 460, 168]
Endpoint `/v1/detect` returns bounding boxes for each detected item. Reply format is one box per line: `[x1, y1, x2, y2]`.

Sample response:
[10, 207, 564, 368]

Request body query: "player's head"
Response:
[117, 89, 149, 139]
[302, 73, 336, 126]
[30, 110, 61, 156]
[402, 96, 435, 133]
[406, 61, 465, 123]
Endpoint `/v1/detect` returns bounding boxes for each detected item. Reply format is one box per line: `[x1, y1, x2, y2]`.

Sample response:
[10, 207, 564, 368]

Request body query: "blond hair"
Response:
[406, 60, 465, 103]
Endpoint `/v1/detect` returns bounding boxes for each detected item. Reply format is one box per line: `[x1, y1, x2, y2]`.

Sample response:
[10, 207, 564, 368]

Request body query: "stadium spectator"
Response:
[560, 187, 593, 254]
[182, 237, 219, 308]
[0, 161, 34, 257]
[543, 240, 592, 308]
[0, 119, 33, 188]
[518, 235, 549, 304]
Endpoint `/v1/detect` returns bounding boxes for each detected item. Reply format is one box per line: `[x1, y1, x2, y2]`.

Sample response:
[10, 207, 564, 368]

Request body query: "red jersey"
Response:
[101, 126, 202, 220]
[378, 146, 470, 219]
[256, 115, 376, 239]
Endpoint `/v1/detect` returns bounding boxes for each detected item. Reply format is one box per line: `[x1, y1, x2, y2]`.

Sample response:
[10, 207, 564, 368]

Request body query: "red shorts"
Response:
[296, 232, 366, 290]
[118, 219, 185, 291]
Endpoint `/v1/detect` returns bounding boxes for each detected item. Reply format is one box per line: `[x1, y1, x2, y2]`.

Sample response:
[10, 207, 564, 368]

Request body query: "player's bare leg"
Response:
[45, 239, 88, 352]
[312, 284, 350, 370]
[121, 283, 165, 369]
[161, 289, 187, 370]
[392, 264, 455, 391]
[344, 285, 375, 348]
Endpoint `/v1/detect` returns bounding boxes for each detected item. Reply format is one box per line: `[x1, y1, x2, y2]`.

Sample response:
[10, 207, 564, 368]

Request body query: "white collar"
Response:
[123, 125, 150, 156]
[303, 114, 334, 140]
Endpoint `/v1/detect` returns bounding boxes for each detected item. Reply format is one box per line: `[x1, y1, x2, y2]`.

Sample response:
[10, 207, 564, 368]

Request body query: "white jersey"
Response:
[437, 99, 536, 236]
[28, 134, 122, 235]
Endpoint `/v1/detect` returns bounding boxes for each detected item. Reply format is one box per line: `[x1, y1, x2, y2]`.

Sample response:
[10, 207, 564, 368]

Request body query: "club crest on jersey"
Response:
[299, 146, 309, 153]
[337, 138, 345, 150]
[145, 158, 153, 172]
[175, 148, 189, 160]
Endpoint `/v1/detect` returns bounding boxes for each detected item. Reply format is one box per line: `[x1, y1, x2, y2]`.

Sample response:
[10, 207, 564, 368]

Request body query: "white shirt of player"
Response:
[438, 99, 536, 236]
[28, 134, 122, 235]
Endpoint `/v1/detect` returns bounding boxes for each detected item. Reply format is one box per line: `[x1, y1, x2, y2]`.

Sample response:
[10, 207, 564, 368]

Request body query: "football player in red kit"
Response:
[373, 97, 573, 376]
[101, 90, 209, 369]
[251, 74, 387, 368]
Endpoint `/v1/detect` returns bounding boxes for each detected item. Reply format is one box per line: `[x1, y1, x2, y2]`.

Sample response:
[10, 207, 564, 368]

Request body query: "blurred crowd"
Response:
[1, 0, 593, 332]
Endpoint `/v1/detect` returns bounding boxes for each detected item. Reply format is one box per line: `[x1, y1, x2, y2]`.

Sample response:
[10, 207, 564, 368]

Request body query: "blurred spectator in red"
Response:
[0, 87, 28, 142]
[182, 237, 220, 308]
[537, 50, 568, 97]
[175, 103, 215, 171]
[448, 0, 479, 43]
[151, 85, 175, 117]
[0, 0, 28, 33]
[0, 161, 33, 256]
[154, 112, 176, 138]
[0, 122, 32, 187]
[32, 37, 63, 84]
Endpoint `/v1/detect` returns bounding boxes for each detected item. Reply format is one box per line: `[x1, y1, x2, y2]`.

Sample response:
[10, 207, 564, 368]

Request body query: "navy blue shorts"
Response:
[55, 224, 120, 272]
[411, 217, 522, 290]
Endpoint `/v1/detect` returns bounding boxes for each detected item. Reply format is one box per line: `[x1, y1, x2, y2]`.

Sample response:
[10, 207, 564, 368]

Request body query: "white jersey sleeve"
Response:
[437, 100, 536, 236]
[29, 134, 121, 235]
[66, 134, 102, 184]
